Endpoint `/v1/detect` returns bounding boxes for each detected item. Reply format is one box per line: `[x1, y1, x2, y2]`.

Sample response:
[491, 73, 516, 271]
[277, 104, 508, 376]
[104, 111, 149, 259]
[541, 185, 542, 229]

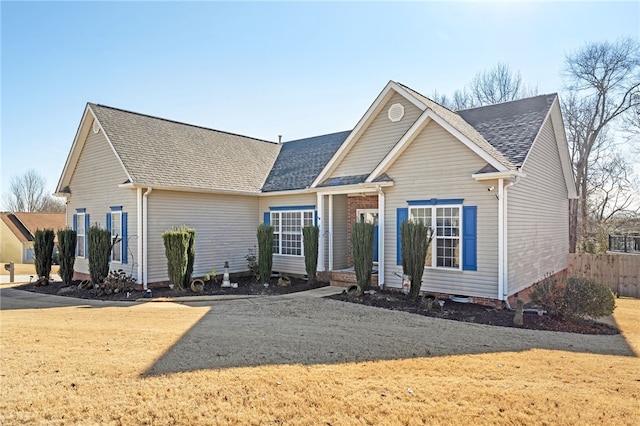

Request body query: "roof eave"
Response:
[121, 183, 262, 197]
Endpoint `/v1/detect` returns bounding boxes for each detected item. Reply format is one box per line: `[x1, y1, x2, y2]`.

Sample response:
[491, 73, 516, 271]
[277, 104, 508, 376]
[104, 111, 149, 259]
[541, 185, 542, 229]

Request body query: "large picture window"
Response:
[409, 205, 461, 269]
[271, 210, 314, 256]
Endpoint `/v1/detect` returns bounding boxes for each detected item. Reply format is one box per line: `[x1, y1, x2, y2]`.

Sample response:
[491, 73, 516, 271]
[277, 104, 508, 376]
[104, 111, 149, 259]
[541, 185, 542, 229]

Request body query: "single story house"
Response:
[55, 81, 577, 306]
[0, 212, 66, 263]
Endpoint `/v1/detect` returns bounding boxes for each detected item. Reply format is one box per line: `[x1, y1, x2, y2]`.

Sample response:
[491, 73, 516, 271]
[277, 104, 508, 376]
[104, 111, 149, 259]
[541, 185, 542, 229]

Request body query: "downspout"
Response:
[502, 174, 522, 309]
[377, 186, 385, 290]
[137, 188, 142, 286]
[142, 187, 153, 290]
[498, 179, 505, 303]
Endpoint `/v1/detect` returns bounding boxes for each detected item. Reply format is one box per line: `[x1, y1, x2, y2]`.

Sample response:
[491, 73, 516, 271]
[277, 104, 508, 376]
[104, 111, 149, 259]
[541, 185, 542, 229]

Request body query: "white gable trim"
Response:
[521, 97, 577, 199]
[310, 81, 426, 188]
[56, 104, 134, 193]
[366, 109, 509, 183]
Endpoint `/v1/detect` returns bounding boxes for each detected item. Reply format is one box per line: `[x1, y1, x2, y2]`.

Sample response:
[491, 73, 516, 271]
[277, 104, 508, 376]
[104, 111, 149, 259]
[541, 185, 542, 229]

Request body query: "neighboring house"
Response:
[55, 81, 576, 306]
[0, 212, 66, 263]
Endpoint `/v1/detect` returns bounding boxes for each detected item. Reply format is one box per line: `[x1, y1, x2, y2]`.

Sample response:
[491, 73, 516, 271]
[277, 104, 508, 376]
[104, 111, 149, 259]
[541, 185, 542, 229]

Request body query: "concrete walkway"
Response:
[0, 274, 36, 284]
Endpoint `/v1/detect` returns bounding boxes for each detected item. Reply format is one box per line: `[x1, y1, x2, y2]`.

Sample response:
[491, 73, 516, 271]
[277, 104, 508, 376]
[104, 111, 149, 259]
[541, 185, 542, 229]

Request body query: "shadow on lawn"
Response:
[142, 296, 637, 377]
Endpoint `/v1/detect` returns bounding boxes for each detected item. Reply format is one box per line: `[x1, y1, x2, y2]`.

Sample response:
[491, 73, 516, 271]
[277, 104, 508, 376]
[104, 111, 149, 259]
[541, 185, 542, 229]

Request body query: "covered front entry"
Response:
[316, 189, 387, 289]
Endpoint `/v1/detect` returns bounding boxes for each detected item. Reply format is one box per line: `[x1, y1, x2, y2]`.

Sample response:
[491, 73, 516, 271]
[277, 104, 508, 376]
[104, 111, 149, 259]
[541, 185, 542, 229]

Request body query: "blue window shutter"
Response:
[121, 213, 128, 264]
[85, 214, 90, 256]
[73, 214, 77, 231]
[263, 212, 270, 225]
[462, 206, 477, 271]
[314, 210, 318, 226]
[396, 208, 408, 265]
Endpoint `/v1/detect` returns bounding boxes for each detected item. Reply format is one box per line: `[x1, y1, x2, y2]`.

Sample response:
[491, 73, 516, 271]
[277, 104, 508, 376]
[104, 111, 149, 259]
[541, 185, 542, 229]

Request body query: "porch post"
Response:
[317, 193, 325, 272]
[328, 194, 334, 271]
[377, 188, 385, 289]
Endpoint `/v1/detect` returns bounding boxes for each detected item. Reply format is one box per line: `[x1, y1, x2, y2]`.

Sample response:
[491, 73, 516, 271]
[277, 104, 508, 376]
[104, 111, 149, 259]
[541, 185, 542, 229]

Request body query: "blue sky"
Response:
[1, 1, 639, 199]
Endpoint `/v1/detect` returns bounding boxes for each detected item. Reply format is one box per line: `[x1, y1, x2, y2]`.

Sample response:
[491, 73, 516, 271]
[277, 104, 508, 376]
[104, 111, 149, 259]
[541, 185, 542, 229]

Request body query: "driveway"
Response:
[0, 286, 635, 376]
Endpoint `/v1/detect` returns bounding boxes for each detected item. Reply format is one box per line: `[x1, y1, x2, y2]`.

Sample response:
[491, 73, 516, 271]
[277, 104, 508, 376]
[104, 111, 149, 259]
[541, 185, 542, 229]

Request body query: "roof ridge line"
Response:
[395, 82, 459, 114]
[89, 103, 278, 145]
[455, 93, 558, 112]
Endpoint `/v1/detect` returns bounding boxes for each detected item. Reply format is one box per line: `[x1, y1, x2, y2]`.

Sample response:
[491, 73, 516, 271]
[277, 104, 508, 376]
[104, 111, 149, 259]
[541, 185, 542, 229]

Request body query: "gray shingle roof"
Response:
[261, 131, 350, 192]
[90, 103, 281, 193]
[457, 94, 557, 166]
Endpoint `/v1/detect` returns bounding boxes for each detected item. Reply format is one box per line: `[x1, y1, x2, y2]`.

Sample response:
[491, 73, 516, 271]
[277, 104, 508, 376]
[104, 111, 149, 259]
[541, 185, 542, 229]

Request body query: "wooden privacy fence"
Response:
[567, 253, 640, 298]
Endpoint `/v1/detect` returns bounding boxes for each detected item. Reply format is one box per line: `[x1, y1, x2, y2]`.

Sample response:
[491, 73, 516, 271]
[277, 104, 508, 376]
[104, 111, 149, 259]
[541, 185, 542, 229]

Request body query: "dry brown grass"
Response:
[0, 263, 59, 276]
[1, 297, 638, 425]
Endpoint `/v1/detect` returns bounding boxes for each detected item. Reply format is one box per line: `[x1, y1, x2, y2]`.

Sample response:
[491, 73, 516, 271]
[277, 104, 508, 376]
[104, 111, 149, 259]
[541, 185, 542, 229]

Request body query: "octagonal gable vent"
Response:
[388, 103, 405, 122]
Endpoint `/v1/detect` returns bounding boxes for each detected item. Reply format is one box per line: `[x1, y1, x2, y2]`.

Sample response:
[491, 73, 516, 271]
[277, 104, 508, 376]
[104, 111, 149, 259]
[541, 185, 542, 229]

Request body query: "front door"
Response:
[357, 209, 379, 263]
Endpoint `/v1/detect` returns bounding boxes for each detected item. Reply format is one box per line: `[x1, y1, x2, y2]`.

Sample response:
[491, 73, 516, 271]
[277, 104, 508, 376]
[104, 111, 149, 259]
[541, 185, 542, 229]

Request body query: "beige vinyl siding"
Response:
[0, 222, 23, 263]
[507, 116, 569, 294]
[66, 125, 138, 278]
[384, 121, 500, 299]
[331, 93, 422, 177]
[258, 193, 317, 275]
[331, 194, 349, 270]
[146, 191, 259, 283]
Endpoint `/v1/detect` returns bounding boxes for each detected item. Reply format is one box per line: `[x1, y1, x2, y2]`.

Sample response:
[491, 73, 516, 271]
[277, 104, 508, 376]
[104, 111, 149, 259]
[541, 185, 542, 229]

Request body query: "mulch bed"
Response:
[327, 290, 619, 335]
[14, 276, 328, 302]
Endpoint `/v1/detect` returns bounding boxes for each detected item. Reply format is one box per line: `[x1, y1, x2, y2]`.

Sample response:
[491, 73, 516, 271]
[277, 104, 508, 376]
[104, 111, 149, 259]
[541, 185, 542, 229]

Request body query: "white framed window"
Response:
[111, 211, 122, 263]
[271, 210, 314, 256]
[76, 212, 86, 258]
[409, 205, 461, 269]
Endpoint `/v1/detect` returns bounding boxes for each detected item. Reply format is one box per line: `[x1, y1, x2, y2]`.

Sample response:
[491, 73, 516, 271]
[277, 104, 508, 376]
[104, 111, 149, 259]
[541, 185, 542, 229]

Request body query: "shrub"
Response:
[162, 227, 195, 291]
[351, 222, 374, 292]
[185, 228, 196, 289]
[98, 269, 137, 296]
[302, 226, 319, 284]
[245, 247, 259, 281]
[563, 277, 616, 321]
[401, 220, 433, 300]
[88, 225, 112, 284]
[257, 224, 274, 283]
[531, 274, 615, 322]
[34, 229, 55, 283]
[57, 229, 77, 286]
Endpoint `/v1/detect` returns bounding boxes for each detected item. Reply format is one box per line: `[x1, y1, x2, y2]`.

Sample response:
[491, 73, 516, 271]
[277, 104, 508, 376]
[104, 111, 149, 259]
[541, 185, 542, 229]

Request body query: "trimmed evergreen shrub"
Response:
[34, 229, 55, 283]
[302, 225, 319, 284]
[184, 228, 196, 290]
[257, 224, 274, 283]
[351, 222, 374, 292]
[531, 275, 615, 321]
[88, 225, 112, 284]
[162, 227, 195, 291]
[401, 220, 433, 300]
[57, 229, 77, 285]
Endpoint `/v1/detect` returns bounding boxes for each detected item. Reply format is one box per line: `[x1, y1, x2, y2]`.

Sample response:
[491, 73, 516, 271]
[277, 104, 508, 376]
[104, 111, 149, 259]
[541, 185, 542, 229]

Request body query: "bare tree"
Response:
[563, 37, 640, 252]
[3, 170, 65, 213]
[432, 63, 537, 110]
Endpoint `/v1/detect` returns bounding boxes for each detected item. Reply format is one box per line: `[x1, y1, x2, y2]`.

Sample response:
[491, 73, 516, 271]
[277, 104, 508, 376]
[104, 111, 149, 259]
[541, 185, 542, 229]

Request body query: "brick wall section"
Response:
[346, 195, 378, 266]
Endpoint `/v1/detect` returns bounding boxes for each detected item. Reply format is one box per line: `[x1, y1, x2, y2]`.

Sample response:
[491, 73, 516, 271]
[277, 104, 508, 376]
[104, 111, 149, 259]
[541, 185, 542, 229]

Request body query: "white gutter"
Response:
[377, 186, 385, 289]
[136, 188, 143, 286]
[142, 187, 153, 289]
